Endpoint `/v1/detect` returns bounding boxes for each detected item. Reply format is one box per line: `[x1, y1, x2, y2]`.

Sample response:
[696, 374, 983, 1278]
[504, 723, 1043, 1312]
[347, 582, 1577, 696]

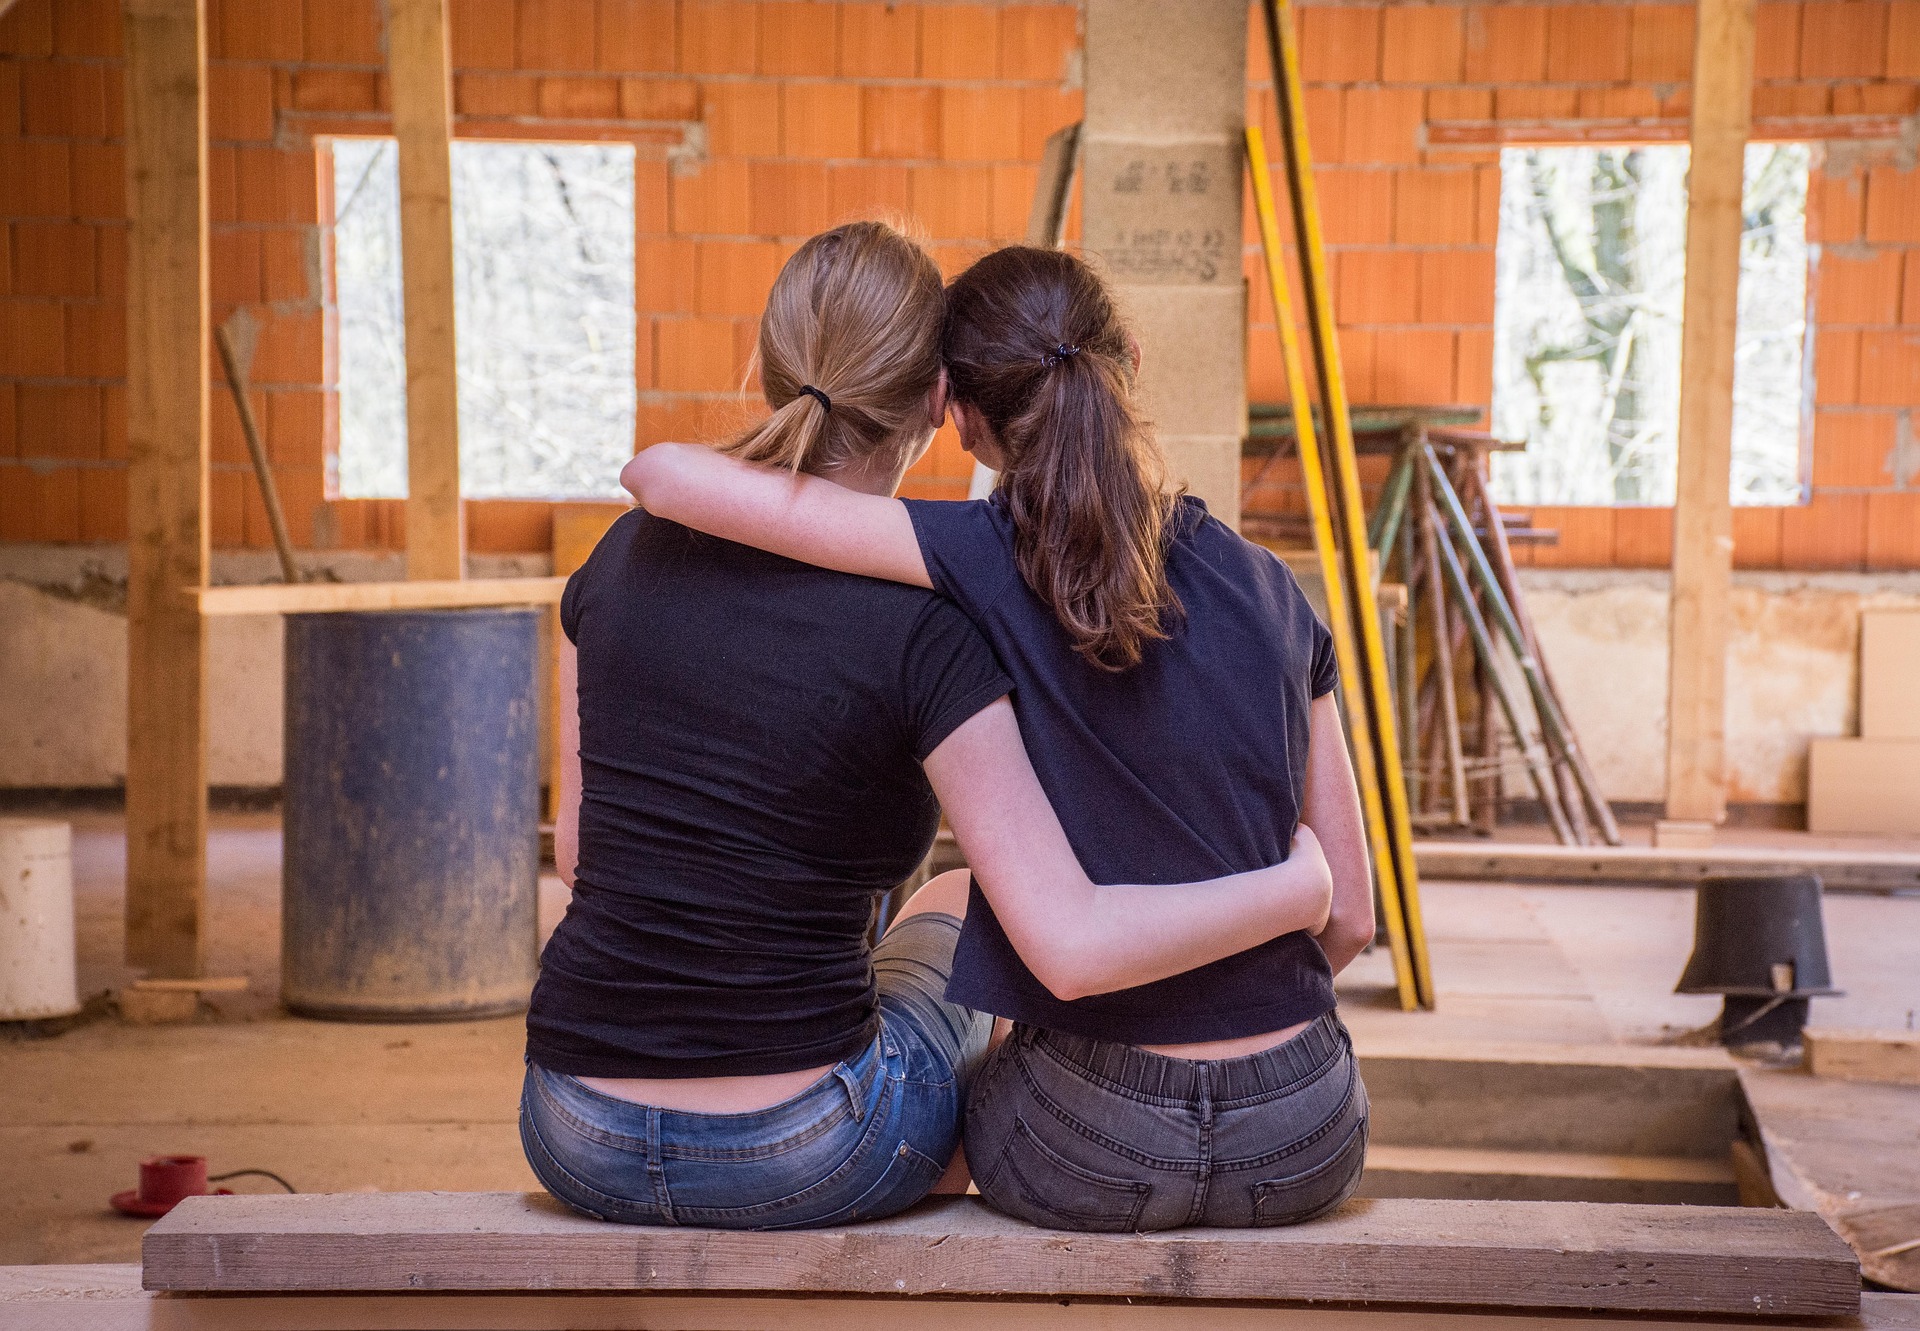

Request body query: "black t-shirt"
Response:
[901, 493, 1341, 1045]
[526, 509, 1011, 1078]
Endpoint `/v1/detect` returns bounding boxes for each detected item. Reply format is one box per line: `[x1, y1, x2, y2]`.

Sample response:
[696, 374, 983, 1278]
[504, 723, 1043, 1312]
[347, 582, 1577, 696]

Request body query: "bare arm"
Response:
[556, 636, 581, 889]
[621, 443, 931, 588]
[1301, 691, 1373, 975]
[923, 698, 1333, 1002]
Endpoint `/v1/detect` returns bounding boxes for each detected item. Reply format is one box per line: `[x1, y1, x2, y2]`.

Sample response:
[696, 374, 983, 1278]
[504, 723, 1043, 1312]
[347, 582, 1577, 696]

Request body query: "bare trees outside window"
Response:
[1490, 143, 1810, 507]
[330, 138, 638, 500]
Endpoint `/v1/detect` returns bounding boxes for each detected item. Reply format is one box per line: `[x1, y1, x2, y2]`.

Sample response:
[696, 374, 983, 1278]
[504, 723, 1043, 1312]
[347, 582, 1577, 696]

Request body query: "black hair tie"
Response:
[1042, 343, 1081, 368]
[798, 384, 831, 413]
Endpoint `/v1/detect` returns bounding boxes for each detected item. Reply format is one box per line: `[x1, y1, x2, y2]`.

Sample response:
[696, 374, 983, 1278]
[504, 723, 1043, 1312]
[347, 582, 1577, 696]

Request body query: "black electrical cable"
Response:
[207, 1168, 298, 1193]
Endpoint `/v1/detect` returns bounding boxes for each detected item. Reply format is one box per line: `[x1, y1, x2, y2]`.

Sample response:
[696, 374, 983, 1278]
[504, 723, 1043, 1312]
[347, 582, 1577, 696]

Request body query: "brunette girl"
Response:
[622, 244, 1375, 1233]
[526, 225, 1335, 1231]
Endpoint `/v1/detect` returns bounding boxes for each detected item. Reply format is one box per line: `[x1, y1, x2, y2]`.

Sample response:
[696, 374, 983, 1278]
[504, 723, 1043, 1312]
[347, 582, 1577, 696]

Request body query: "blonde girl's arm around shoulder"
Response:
[620, 444, 932, 588]
[922, 698, 1335, 1001]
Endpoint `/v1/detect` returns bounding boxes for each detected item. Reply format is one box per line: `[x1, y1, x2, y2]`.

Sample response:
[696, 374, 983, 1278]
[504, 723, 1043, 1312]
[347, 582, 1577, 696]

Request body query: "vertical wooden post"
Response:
[388, 0, 465, 580]
[123, 0, 211, 976]
[1665, 0, 1756, 825]
[1082, 0, 1246, 527]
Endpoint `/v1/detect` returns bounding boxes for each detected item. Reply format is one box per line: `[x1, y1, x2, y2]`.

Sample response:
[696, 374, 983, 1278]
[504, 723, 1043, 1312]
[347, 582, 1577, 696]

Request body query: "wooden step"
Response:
[139, 1192, 1860, 1318]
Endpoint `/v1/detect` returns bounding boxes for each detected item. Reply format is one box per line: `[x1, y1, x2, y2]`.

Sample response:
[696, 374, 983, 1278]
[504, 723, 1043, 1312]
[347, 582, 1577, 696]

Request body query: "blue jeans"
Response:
[520, 913, 990, 1229]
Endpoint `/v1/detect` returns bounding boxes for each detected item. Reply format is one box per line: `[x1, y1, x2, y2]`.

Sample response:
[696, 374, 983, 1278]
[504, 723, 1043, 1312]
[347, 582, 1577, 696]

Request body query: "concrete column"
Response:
[1082, 0, 1247, 527]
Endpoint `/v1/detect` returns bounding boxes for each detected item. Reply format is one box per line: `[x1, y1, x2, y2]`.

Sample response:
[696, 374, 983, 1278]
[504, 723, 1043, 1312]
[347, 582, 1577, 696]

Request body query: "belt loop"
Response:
[834, 1063, 866, 1122]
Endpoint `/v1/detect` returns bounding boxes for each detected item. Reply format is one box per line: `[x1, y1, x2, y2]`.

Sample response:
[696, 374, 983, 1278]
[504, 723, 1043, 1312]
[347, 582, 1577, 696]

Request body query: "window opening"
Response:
[330, 138, 637, 500]
[1489, 143, 1810, 507]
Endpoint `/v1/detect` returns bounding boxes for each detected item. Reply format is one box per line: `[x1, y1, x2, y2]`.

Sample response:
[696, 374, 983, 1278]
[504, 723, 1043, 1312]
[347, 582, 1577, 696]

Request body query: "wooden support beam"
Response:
[1664, 0, 1757, 824]
[122, 0, 210, 978]
[190, 577, 565, 617]
[388, 0, 465, 581]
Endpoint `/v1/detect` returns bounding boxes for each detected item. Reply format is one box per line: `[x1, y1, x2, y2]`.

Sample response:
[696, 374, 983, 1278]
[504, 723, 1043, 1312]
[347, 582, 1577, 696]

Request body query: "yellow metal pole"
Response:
[1260, 0, 1433, 1007]
[1246, 125, 1416, 1011]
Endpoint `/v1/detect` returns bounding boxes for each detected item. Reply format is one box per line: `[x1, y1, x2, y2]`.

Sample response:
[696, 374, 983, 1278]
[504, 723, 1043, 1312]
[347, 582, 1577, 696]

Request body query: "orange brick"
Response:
[940, 86, 1020, 163]
[1417, 249, 1495, 325]
[1906, 254, 1920, 324]
[1300, 6, 1379, 82]
[1392, 169, 1476, 245]
[671, 157, 751, 234]
[656, 316, 741, 390]
[1334, 327, 1377, 401]
[1337, 249, 1419, 325]
[209, 63, 276, 142]
[1381, 6, 1463, 83]
[0, 299, 62, 375]
[467, 499, 553, 552]
[294, 67, 383, 111]
[457, 72, 540, 115]
[826, 162, 912, 221]
[1865, 166, 1920, 243]
[1427, 87, 1493, 122]
[1819, 251, 1904, 325]
[1463, 5, 1549, 82]
[1753, 83, 1829, 116]
[1607, 506, 1670, 566]
[0, 63, 17, 138]
[211, 229, 261, 306]
[1781, 492, 1867, 568]
[9, 464, 82, 542]
[1545, 5, 1630, 81]
[518, 0, 596, 69]
[696, 238, 783, 315]
[0, 383, 11, 458]
[1495, 85, 1579, 120]
[1455, 325, 1493, 403]
[999, 6, 1077, 82]
[17, 384, 103, 459]
[745, 160, 831, 236]
[1018, 85, 1082, 160]
[990, 163, 1036, 239]
[921, 6, 996, 80]
[268, 389, 329, 469]
[1628, 4, 1693, 82]
[619, 76, 698, 119]
[1475, 164, 1504, 244]
[1343, 88, 1422, 166]
[451, 0, 517, 70]
[1811, 410, 1896, 486]
[757, 2, 838, 76]
[251, 309, 323, 384]
[262, 229, 312, 303]
[236, 146, 321, 226]
[0, 0, 51, 56]
[305, 0, 381, 63]
[22, 61, 109, 137]
[1301, 86, 1345, 165]
[1858, 330, 1920, 406]
[12, 222, 96, 299]
[633, 315, 655, 389]
[1800, 1, 1888, 76]
[1523, 507, 1607, 566]
[1835, 83, 1920, 115]
[1318, 168, 1394, 246]
[633, 156, 670, 234]
[681, 1, 757, 74]
[1811, 168, 1864, 245]
[1731, 505, 1784, 570]
[599, 0, 676, 72]
[77, 463, 126, 542]
[1815, 328, 1859, 405]
[1580, 85, 1662, 119]
[0, 141, 72, 220]
[1753, 2, 1803, 77]
[1891, 0, 1920, 74]
[635, 236, 698, 311]
[52, 0, 120, 56]
[1373, 328, 1455, 404]
[838, 2, 916, 77]
[911, 164, 993, 241]
[209, 468, 246, 547]
[701, 79, 779, 154]
[539, 74, 620, 116]
[862, 85, 940, 160]
[783, 81, 860, 158]
[65, 301, 125, 378]
[1866, 491, 1920, 569]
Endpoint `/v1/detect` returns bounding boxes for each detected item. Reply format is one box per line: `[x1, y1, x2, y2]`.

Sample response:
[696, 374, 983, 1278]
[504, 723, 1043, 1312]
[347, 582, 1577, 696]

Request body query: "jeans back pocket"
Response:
[984, 1116, 1150, 1233]
[1251, 1112, 1368, 1226]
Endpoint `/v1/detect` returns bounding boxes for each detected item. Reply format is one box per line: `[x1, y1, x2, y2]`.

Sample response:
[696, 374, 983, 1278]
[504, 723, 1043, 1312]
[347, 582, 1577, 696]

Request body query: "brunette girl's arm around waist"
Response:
[621, 443, 931, 587]
[922, 697, 1333, 1002]
[1300, 691, 1373, 975]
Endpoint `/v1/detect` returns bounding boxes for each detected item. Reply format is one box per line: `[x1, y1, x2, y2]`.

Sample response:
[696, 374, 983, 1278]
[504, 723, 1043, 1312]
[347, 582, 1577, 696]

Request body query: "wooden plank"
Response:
[191, 578, 565, 617]
[1806, 1029, 1920, 1087]
[1413, 839, 1920, 892]
[1663, 0, 1757, 825]
[122, 0, 211, 979]
[140, 1193, 1859, 1316]
[11, 1267, 1919, 1331]
[388, 0, 465, 581]
[1361, 1145, 1738, 1206]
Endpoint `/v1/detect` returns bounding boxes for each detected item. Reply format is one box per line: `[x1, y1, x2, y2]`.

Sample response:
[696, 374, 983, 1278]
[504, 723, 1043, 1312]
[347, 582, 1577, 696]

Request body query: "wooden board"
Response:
[191, 578, 565, 616]
[1413, 839, 1920, 892]
[1806, 1029, 1920, 1087]
[1862, 611, 1920, 740]
[388, 0, 465, 581]
[10, 1266, 1919, 1331]
[122, 0, 211, 978]
[140, 1193, 1858, 1316]
[1743, 1066, 1920, 1291]
[1360, 1145, 1737, 1207]
[1808, 739, 1920, 835]
[1663, 0, 1757, 824]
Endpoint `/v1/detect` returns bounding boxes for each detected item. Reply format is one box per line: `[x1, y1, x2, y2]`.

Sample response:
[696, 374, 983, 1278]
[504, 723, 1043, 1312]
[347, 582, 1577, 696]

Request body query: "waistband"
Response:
[1021, 1010, 1349, 1106]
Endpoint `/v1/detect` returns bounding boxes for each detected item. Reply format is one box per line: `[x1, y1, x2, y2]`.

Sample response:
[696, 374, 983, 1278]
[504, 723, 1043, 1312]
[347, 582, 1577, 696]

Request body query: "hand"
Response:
[1289, 823, 1334, 936]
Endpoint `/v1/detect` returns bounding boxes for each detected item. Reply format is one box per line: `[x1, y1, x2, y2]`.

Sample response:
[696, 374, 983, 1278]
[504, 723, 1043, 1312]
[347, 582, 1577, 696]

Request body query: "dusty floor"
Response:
[3, 812, 1916, 1265]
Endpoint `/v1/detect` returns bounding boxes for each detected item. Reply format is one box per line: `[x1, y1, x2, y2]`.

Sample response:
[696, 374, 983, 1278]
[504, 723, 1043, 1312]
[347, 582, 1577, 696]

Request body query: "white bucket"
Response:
[0, 818, 80, 1021]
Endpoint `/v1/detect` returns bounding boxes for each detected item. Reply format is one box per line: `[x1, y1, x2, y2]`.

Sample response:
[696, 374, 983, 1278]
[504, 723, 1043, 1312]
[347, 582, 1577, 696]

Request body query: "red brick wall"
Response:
[1, 0, 1914, 567]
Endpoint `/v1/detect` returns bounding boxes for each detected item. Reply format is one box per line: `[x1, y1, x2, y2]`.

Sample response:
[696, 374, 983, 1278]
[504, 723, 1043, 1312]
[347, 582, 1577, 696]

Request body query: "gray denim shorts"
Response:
[963, 1010, 1367, 1232]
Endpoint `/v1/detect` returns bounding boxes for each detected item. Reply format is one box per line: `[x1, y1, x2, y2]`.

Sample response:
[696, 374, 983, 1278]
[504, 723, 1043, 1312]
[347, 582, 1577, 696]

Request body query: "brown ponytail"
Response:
[725, 221, 945, 481]
[943, 247, 1180, 671]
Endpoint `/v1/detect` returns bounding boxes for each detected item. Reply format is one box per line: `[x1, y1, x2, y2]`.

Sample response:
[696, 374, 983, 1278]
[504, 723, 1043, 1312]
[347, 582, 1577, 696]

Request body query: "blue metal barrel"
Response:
[282, 608, 541, 1020]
